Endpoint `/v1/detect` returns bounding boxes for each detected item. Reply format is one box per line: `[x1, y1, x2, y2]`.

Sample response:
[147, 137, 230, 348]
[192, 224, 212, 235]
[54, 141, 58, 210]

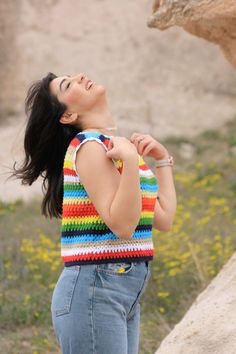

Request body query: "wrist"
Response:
[123, 152, 139, 163]
[154, 151, 170, 161]
[154, 155, 174, 168]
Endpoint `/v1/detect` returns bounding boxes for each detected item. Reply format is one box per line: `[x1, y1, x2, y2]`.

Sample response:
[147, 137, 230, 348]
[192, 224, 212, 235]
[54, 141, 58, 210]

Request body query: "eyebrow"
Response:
[59, 75, 71, 92]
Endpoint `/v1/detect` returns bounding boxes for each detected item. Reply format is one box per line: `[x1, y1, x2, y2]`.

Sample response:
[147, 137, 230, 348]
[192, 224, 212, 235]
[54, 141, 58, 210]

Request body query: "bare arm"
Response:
[109, 155, 142, 239]
[76, 141, 142, 240]
[130, 132, 177, 232]
[152, 164, 177, 231]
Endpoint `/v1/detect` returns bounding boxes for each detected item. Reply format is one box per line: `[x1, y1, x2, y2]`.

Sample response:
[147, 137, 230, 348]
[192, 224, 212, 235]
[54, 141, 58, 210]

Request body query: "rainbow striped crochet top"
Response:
[61, 131, 159, 267]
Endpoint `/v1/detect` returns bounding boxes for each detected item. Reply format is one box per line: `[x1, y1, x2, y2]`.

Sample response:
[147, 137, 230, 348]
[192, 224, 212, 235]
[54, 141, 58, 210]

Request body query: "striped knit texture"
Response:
[61, 131, 159, 266]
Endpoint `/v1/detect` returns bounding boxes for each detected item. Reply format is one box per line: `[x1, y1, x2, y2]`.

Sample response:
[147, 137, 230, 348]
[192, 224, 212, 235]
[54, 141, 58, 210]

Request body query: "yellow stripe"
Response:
[114, 159, 123, 169]
[64, 160, 74, 169]
[63, 198, 90, 204]
[139, 155, 145, 165]
[62, 215, 102, 226]
[142, 191, 158, 198]
[140, 210, 154, 218]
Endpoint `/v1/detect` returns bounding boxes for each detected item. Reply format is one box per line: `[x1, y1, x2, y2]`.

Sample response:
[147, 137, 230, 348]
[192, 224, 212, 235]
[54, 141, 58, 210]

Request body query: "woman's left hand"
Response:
[130, 132, 169, 160]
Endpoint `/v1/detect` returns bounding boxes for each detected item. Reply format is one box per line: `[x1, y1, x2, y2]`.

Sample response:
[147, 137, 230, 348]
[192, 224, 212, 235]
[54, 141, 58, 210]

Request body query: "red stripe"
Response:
[62, 197, 155, 212]
[63, 204, 99, 217]
[62, 249, 154, 262]
[103, 138, 110, 147]
[142, 197, 156, 207]
[72, 135, 111, 148]
[71, 137, 81, 147]
[63, 168, 77, 176]
[62, 204, 155, 216]
[142, 196, 155, 204]
[139, 163, 149, 171]
[142, 204, 155, 212]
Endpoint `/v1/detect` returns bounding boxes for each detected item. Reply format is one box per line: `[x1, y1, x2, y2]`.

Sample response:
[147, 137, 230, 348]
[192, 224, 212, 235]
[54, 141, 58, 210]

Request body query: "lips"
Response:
[85, 79, 93, 90]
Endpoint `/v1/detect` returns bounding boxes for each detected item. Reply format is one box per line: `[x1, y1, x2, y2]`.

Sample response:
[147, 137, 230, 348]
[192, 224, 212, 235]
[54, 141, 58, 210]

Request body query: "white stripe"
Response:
[64, 175, 81, 183]
[139, 169, 155, 177]
[61, 240, 154, 257]
[64, 168, 154, 181]
[64, 169, 154, 182]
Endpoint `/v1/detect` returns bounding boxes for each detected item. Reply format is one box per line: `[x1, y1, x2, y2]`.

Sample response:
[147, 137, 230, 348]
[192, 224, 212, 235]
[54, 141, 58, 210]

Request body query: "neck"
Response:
[79, 100, 117, 136]
[81, 126, 118, 136]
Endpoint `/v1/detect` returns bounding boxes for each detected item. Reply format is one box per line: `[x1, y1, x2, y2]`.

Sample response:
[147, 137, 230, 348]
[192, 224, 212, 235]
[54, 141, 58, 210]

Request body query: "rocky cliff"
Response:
[155, 251, 236, 354]
[147, 0, 236, 68]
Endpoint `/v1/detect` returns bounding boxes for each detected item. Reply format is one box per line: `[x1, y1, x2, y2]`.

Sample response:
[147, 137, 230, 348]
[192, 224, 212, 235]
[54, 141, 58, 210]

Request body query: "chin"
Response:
[95, 84, 106, 95]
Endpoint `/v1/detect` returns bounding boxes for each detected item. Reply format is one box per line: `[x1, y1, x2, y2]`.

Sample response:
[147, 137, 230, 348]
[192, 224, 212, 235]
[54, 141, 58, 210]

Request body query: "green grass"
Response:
[1, 117, 236, 353]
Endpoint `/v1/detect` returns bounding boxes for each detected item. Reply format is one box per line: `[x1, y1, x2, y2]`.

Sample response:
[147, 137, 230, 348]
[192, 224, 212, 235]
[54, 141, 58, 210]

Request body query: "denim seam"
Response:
[91, 268, 97, 354]
[54, 269, 80, 317]
[126, 266, 150, 321]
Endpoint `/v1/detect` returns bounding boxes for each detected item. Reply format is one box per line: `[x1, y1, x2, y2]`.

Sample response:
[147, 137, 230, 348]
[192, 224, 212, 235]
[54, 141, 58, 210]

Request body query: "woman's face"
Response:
[49, 73, 106, 116]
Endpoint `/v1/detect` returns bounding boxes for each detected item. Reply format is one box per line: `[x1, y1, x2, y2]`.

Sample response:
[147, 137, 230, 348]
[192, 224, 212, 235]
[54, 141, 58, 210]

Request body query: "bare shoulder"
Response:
[74, 139, 121, 234]
[75, 138, 120, 185]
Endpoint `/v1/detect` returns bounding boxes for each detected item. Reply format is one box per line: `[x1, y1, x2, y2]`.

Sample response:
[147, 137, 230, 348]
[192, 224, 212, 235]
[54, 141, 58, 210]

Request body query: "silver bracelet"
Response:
[155, 155, 174, 168]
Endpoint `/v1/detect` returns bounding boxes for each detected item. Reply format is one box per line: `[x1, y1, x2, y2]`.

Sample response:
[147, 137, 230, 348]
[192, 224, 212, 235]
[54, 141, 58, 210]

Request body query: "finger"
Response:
[133, 137, 144, 150]
[134, 136, 151, 147]
[132, 135, 147, 145]
[142, 141, 156, 156]
[130, 132, 142, 143]
[132, 138, 149, 155]
[138, 139, 152, 155]
[131, 133, 152, 141]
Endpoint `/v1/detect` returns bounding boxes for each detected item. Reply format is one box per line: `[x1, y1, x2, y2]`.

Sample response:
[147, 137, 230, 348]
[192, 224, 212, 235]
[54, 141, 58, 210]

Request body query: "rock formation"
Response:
[155, 251, 236, 354]
[147, 0, 236, 68]
[0, 0, 22, 115]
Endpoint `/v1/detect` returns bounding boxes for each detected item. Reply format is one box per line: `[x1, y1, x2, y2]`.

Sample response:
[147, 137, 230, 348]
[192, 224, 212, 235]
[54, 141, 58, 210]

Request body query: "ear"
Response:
[59, 112, 78, 124]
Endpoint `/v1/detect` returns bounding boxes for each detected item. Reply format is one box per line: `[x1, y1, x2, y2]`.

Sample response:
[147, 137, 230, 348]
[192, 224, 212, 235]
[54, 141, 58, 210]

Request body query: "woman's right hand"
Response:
[106, 136, 138, 162]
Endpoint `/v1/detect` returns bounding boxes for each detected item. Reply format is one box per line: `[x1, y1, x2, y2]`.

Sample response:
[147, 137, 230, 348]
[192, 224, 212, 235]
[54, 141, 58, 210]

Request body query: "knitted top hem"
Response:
[64, 255, 153, 267]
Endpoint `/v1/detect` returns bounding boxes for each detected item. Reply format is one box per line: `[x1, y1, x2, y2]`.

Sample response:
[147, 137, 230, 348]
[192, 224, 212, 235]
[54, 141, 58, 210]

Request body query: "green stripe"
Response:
[61, 217, 153, 231]
[63, 183, 85, 191]
[140, 176, 157, 185]
[61, 222, 109, 232]
[139, 217, 153, 225]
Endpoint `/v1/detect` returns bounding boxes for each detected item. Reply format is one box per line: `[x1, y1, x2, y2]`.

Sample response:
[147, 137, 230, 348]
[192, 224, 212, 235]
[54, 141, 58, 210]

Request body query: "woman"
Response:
[12, 72, 177, 354]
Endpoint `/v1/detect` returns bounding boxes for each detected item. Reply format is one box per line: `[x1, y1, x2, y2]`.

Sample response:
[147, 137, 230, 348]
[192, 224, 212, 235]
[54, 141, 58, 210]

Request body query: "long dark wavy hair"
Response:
[9, 72, 82, 219]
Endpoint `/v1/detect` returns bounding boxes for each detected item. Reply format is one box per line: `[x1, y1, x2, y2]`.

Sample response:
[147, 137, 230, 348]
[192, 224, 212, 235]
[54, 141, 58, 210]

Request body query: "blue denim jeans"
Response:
[50, 260, 151, 354]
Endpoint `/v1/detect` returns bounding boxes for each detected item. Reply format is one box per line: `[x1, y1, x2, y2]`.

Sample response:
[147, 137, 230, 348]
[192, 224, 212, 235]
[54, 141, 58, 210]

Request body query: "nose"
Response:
[73, 73, 86, 82]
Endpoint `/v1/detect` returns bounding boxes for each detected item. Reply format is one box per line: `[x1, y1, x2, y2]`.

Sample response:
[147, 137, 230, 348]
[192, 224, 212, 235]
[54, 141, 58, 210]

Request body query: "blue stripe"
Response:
[63, 190, 88, 198]
[61, 224, 152, 238]
[61, 229, 152, 245]
[76, 131, 111, 138]
[140, 182, 158, 192]
[64, 184, 158, 197]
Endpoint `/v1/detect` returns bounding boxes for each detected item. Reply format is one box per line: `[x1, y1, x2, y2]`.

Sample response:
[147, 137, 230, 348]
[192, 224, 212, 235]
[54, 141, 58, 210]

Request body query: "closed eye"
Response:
[66, 81, 71, 89]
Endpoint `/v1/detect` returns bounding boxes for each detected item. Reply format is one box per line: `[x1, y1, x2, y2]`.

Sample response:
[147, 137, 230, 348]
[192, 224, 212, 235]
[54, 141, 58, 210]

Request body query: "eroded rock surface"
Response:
[155, 252, 236, 354]
[148, 0, 236, 68]
[0, 0, 22, 114]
